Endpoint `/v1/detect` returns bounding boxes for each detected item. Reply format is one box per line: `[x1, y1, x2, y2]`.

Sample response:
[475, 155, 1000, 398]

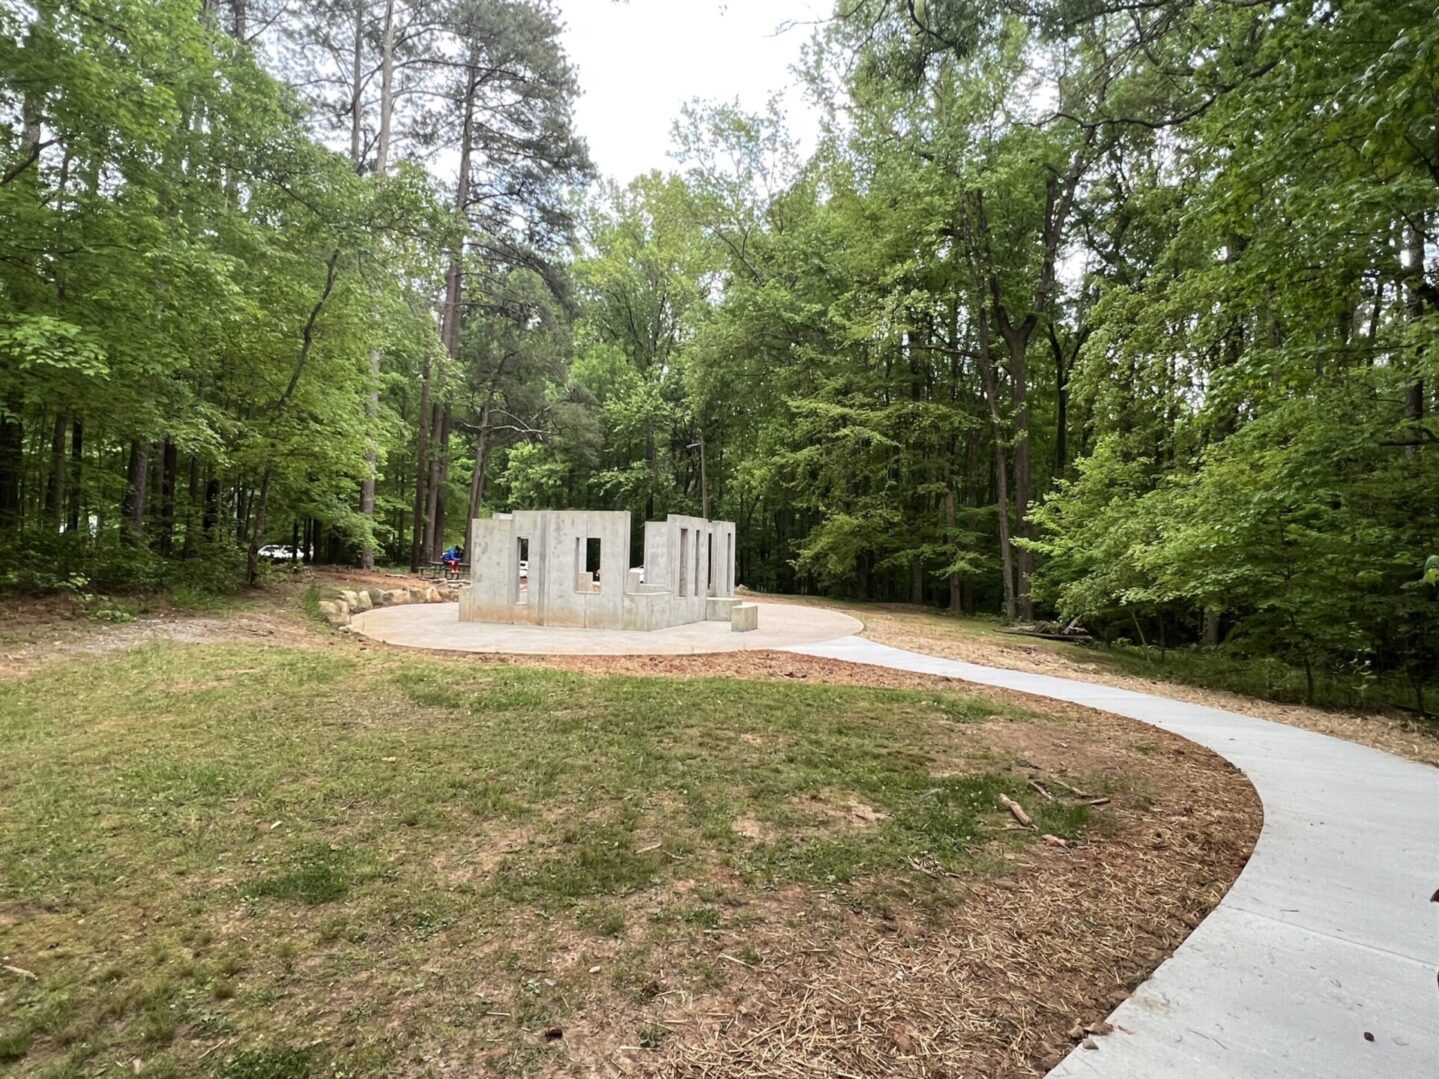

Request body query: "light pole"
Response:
[687, 438, 708, 520]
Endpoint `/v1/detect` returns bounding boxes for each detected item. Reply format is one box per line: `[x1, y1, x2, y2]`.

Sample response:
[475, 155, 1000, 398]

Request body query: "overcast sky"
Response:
[557, 0, 832, 182]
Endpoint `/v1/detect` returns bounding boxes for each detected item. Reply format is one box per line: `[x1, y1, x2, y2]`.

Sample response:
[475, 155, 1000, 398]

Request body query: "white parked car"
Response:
[258, 544, 301, 562]
[518, 559, 529, 580]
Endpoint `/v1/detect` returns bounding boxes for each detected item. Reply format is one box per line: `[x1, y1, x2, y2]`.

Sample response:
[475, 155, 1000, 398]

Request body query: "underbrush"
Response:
[0, 530, 253, 609]
[1099, 641, 1434, 718]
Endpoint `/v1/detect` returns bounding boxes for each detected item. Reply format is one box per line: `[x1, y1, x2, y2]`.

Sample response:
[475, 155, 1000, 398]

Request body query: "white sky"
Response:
[557, 0, 832, 182]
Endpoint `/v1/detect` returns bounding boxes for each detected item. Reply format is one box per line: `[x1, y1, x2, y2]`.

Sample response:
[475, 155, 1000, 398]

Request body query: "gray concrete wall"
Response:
[461, 509, 740, 632]
[532, 510, 630, 629]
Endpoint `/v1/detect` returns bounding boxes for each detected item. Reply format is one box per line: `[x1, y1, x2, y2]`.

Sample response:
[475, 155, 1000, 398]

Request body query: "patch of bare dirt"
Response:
[790, 790, 889, 831]
[731, 815, 775, 842]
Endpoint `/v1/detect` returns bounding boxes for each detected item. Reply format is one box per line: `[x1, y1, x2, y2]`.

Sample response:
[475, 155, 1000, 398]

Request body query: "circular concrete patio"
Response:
[350, 600, 862, 655]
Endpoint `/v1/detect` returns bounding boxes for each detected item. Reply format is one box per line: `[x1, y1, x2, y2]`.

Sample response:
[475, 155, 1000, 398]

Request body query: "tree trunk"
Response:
[1404, 219, 1426, 458]
[67, 417, 83, 533]
[909, 553, 924, 605]
[973, 305, 1016, 621]
[359, 0, 396, 570]
[183, 454, 201, 556]
[203, 475, 220, 541]
[157, 438, 178, 557]
[46, 413, 66, 530]
[430, 406, 451, 559]
[348, 0, 365, 167]
[465, 412, 491, 534]
[423, 402, 446, 558]
[122, 439, 150, 546]
[997, 322, 1034, 621]
[944, 477, 962, 612]
[1202, 607, 1221, 648]
[409, 347, 433, 571]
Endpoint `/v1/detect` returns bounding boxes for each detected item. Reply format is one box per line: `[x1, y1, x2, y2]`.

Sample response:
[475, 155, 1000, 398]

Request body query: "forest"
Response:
[1, 0, 1436, 708]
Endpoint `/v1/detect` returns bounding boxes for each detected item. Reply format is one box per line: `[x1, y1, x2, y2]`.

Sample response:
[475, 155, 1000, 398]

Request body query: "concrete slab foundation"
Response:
[353, 600, 858, 656]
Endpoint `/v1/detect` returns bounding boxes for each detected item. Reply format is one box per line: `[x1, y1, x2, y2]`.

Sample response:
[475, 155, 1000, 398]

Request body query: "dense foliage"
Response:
[3, 0, 1435, 705]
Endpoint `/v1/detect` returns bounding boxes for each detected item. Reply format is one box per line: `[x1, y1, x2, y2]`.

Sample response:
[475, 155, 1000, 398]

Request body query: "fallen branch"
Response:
[1028, 779, 1055, 801]
[1049, 777, 1098, 800]
[3, 964, 37, 981]
[999, 793, 1033, 828]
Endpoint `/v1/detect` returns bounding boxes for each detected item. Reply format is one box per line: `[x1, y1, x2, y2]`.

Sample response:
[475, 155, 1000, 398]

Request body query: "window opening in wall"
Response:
[706, 533, 713, 596]
[679, 528, 690, 596]
[694, 530, 702, 598]
[726, 533, 733, 594]
[516, 537, 529, 604]
[575, 536, 602, 592]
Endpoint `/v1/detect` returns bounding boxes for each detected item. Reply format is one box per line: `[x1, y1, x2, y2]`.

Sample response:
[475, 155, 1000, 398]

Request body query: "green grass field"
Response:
[0, 641, 1101, 1077]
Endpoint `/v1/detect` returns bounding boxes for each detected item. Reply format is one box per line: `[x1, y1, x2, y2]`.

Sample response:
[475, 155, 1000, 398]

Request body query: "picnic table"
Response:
[420, 560, 469, 581]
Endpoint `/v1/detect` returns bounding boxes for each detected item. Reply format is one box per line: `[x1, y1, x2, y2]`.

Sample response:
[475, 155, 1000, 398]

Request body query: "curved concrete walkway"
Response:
[784, 636, 1439, 1079]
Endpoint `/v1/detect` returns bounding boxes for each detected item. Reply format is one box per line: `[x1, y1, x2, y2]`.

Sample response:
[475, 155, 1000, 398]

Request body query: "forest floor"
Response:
[0, 570, 1259, 1078]
[769, 597, 1439, 770]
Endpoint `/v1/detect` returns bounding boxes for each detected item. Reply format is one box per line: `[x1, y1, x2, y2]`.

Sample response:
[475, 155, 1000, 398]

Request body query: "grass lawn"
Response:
[0, 592, 1257, 1077]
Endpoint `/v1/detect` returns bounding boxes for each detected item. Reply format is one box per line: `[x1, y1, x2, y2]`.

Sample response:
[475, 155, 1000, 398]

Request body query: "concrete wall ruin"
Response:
[459, 510, 744, 632]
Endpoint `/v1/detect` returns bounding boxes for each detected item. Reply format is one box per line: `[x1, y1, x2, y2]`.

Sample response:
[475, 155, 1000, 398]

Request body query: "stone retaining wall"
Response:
[317, 583, 451, 628]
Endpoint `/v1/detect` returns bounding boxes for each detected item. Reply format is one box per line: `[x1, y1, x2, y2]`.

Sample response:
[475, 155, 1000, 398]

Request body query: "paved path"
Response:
[785, 636, 1439, 1079]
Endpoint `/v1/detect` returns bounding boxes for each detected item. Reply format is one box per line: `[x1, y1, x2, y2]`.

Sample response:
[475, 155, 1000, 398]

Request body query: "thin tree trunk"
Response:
[348, 0, 365, 167]
[944, 476, 962, 612]
[203, 475, 219, 541]
[0, 396, 22, 530]
[975, 309, 1016, 621]
[359, 0, 396, 570]
[409, 346, 433, 571]
[122, 440, 150, 546]
[158, 438, 178, 557]
[67, 417, 82, 533]
[183, 454, 201, 556]
[423, 401, 444, 558]
[1404, 219, 1426, 459]
[429, 405, 451, 559]
[46, 413, 66, 530]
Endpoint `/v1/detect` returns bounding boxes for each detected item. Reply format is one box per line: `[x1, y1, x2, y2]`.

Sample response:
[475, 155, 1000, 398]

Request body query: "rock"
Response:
[338, 590, 359, 608]
[367, 588, 384, 606]
[352, 590, 373, 611]
[317, 600, 349, 627]
[424, 587, 442, 603]
[385, 589, 409, 605]
[407, 587, 427, 604]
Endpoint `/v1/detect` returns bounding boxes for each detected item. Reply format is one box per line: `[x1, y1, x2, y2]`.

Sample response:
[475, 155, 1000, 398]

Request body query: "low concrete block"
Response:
[706, 596, 739, 621]
[730, 602, 758, 632]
